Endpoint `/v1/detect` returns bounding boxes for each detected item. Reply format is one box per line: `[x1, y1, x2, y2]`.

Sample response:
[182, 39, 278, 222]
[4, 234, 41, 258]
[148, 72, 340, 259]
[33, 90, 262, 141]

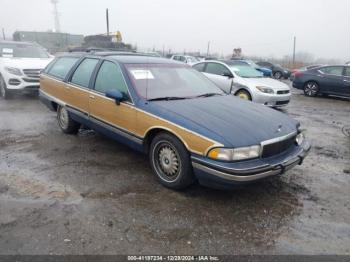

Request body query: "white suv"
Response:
[170, 55, 199, 65]
[0, 41, 53, 99]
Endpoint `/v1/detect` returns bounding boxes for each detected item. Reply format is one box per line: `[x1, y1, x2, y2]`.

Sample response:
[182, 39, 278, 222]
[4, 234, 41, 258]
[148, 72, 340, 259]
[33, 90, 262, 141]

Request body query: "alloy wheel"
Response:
[274, 72, 282, 79]
[304, 82, 318, 96]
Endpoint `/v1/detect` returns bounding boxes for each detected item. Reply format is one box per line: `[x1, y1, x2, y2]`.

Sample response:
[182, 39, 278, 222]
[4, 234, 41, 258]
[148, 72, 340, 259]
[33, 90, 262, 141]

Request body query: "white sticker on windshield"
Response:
[2, 48, 13, 53]
[130, 70, 154, 80]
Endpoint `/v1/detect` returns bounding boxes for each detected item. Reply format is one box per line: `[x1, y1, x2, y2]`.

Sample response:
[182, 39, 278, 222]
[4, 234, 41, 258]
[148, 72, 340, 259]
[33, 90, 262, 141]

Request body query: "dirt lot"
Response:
[0, 85, 349, 255]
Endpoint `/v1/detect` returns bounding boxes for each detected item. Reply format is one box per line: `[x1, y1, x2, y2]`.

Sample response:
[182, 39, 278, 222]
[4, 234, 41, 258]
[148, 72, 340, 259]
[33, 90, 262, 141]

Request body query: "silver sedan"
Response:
[192, 60, 291, 107]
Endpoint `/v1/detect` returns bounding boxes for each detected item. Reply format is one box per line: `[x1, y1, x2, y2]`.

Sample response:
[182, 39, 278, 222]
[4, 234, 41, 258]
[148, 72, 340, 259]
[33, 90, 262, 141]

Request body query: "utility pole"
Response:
[106, 8, 110, 36]
[292, 36, 296, 68]
[2, 28, 5, 40]
[207, 41, 210, 56]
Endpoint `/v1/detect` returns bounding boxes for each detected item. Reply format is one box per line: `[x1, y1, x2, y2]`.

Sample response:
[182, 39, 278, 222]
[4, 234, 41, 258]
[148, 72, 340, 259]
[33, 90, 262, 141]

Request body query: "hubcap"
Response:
[153, 141, 181, 182]
[305, 83, 317, 96]
[58, 107, 69, 129]
[275, 72, 281, 79]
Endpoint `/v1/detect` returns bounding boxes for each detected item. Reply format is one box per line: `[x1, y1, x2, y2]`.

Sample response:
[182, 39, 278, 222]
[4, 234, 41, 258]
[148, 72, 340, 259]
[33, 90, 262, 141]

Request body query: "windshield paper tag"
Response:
[131, 70, 154, 80]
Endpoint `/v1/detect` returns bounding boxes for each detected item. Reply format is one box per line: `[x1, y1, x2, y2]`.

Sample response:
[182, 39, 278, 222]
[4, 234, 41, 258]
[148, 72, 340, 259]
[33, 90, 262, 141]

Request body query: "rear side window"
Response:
[94, 61, 130, 100]
[70, 58, 99, 88]
[48, 57, 79, 79]
[320, 66, 344, 76]
[193, 63, 206, 72]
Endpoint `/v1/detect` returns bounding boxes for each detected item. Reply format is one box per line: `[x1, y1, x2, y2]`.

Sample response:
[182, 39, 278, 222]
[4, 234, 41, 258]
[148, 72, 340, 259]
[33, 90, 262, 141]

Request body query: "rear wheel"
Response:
[0, 75, 10, 99]
[149, 132, 195, 189]
[235, 89, 252, 101]
[304, 81, 319, 97]
[57, 105, 80, 134]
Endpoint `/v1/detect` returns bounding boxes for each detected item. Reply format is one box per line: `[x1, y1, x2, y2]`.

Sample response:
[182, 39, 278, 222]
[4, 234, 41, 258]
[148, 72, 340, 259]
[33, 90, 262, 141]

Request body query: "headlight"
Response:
[295, 132, 305, 146]
[256, 86, 274, 94]
[5, 67, 22, 76]
[208, 145, 261, 161]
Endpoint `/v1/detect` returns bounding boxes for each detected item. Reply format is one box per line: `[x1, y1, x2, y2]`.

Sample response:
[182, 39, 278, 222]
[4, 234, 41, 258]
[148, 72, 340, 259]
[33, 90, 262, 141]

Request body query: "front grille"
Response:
[276, 100, 290, 106]
[23, 78, 39, 83]
[23, 69, 41, 79]
[277, 90, 290, 95]
[262, 135, 296, 158]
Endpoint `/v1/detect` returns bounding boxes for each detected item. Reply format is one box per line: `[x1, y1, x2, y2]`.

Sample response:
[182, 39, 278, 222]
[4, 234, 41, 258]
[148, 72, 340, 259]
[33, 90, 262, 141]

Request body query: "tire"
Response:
[303, 81, 319, 97]
[274, 71, 282, 79]
[57, 105, 80, 134]
[235, 89, 252, 101]
[149, 132, 195, 189]
[0, 75, 10, 99]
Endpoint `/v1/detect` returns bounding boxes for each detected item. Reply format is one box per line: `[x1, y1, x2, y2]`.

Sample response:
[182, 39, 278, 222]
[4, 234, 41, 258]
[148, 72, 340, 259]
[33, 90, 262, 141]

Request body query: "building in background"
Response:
[13, 31, 84, 53]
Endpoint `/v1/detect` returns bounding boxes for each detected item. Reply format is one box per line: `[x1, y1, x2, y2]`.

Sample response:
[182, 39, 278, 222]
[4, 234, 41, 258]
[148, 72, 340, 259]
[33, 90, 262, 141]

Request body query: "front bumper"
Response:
[191, 140, 311, 189]
[253, 91, 291, 107]
[2, 72, 40, 91]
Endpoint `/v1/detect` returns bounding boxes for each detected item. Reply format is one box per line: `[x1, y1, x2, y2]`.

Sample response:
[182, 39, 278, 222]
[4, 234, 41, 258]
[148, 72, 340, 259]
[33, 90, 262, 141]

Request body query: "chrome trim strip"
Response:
[90, 117, 143, 145]
[261, 131, 297, 147]
[191, 156, 270, 173]
[192, 162, 282, 182]
[39, 89, 66, 107]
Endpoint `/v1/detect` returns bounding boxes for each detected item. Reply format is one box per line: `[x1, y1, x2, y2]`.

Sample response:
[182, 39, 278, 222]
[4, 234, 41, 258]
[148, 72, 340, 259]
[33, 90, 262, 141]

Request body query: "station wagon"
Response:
[40, 53, 310, 189]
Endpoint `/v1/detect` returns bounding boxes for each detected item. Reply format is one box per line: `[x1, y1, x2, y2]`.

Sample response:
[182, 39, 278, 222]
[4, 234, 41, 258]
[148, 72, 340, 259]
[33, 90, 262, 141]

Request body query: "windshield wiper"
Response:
[195, 93, 222, 98]
[147, 96, 188, 101]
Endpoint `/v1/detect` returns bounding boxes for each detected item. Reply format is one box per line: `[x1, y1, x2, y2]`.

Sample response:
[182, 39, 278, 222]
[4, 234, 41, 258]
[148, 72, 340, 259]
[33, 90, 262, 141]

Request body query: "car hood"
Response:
[148, 95, 298, 148]
[240, 77, 290, 90]
[0, 57, 53, 69]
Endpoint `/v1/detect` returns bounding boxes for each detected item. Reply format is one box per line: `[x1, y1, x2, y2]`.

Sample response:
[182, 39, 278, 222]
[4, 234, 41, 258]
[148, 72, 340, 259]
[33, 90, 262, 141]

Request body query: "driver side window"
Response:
[94, 61, 130, 101]
[205, 63, 231, 76]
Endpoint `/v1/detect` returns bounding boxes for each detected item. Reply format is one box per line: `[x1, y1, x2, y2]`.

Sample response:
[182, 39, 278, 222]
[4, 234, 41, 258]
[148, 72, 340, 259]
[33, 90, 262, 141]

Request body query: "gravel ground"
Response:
[0, 84, 349, 255]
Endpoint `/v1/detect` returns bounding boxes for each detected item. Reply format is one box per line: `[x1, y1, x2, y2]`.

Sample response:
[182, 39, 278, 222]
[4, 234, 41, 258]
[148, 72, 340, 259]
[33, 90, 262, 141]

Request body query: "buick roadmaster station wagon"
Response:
[39, 53, 311, 189]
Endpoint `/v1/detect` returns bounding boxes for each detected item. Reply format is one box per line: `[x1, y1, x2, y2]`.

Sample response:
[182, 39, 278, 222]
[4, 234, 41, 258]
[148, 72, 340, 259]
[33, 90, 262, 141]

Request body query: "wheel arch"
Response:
[143, 127, 191, 154]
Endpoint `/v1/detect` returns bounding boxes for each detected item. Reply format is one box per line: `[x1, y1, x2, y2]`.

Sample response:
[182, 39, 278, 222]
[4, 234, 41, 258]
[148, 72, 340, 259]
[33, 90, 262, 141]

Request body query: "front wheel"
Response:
[274, 71, 282, 79]
[149, 132, 195, 189]
[235, 89, 252, 101]
[57, 105, 80, 134]
[0, 75, 10, 99]
[304, 81, 319, 97]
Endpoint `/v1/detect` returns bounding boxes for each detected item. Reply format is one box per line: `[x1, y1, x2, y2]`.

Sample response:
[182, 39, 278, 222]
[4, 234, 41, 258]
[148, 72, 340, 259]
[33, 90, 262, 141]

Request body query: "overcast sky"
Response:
[1, 0, 349, 60]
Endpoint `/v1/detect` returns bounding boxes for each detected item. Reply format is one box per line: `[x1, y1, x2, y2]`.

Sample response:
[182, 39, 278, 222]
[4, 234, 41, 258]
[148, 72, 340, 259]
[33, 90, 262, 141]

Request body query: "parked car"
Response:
[256, 61, 291, 79]
[290, 64, 324, 81]
[230, 59, 272, 77]
[170, 55, 199, 65]
[346, 62, 350, 65]
[39, 53, 310, 190]
[192, 60, 291, 107]
[0, 40, 53, 99]
[293, 65, 350, 97]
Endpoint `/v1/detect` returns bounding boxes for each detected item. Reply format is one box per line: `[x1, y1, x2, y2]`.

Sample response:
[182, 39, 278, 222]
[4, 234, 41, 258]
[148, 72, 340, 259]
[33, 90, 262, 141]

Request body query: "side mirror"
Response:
[105, 90, 124, 105]
[222, 72, 233, 78]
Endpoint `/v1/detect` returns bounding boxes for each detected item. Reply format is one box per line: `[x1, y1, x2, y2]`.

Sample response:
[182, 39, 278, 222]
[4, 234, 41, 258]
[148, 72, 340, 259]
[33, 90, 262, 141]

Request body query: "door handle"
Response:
[89, 95, 95, 99]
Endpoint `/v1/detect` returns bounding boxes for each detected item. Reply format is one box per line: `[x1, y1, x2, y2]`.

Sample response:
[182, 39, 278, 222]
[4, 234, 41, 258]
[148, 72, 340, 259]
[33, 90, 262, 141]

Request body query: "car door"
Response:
[317, 66, 344, 94]
[342, 66, 350, 96]
[66, 58, 100, 117]
[202, 62, 233, 93]
[89, 60, 137, 136]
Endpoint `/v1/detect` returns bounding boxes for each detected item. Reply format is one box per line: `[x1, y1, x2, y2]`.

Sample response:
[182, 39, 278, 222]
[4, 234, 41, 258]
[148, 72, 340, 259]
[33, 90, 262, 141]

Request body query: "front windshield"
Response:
[126, 64, 224, 100]
[0, 43, 49, 58]
[229, 65, 264, 78]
